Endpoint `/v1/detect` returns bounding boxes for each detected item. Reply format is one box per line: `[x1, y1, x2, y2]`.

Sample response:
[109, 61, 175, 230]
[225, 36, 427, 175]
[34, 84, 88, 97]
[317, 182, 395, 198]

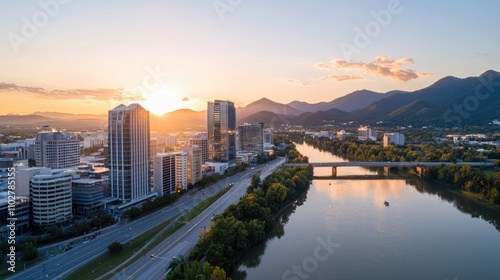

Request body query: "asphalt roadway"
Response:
[7, 158, 284, 280]
[108, 158, 285, 280]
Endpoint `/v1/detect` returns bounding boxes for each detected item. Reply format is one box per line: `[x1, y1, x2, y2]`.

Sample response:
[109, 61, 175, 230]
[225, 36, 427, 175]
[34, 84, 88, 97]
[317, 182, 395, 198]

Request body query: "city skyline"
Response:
[2, 1, 500, 115]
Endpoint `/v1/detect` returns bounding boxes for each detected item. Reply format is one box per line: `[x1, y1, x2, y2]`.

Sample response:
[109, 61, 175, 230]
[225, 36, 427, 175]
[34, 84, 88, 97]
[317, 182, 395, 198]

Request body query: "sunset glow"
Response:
[139, 88, 184, 115]
[1, 1, 499, 115]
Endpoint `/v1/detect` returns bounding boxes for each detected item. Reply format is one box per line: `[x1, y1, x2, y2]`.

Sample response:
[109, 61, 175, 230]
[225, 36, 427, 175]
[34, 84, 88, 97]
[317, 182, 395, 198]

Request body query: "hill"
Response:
[287, 89, 394, 112]
[348, 70, 500, 126]
[237, 98, 303, 120]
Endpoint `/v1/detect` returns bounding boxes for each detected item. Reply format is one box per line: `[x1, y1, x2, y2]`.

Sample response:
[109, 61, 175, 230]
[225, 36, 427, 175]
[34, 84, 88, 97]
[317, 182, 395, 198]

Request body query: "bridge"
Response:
[283, 161, 494, 178]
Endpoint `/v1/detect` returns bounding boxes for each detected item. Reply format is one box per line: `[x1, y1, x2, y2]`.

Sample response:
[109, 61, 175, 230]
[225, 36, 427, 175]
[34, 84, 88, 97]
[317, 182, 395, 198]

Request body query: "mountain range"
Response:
[1, 70, 499, 130]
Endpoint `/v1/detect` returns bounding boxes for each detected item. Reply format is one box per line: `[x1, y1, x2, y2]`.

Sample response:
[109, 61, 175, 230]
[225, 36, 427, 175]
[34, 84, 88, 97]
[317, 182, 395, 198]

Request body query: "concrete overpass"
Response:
[283, 161, 493, 178]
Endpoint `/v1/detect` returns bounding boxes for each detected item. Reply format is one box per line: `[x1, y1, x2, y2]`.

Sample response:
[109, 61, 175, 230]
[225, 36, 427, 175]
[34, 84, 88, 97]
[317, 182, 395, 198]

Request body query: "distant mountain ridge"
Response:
[32, 112, 107, 120]
[237, 97, 303, 120]
[346, 69, 500, 126]
[2, 70, 499, 130]
[287, 89, 394, 113]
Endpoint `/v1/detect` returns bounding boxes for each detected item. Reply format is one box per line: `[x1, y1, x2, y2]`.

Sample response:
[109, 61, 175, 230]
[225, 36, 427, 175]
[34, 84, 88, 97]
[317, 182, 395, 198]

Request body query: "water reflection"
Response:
[409, 178, 500, 232]
[315, 178, 407, 206]
[232, 143, 500, 280]
[302, 142, 500, 233]
[234, 192, 308, 275]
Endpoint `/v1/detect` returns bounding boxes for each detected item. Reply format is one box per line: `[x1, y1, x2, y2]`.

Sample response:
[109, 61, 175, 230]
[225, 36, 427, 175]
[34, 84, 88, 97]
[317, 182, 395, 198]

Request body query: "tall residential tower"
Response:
[238, 123, 264, 154]
[108, 104, 150, 202]
[207, 100, 236, 165]
[34, 132, 79, 169]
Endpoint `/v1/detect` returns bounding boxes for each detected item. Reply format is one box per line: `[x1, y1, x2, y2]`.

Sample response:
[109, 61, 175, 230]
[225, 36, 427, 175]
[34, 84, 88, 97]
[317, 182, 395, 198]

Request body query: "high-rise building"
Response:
[182, 145, 202, 184]
[383, 132, 405, 147]
[153, 152, 187, 195]
[238, 123, 264, 154]
[357, 126, 377, 141]
[207, 100, 236, 164]
[34, 132, 80, 169]
[30, 169, 73, 226]
[108, 104, 150, 202]
[189, 134, 209, 164]
[164, 134, 177, 148]
[263, 129, 273, 144]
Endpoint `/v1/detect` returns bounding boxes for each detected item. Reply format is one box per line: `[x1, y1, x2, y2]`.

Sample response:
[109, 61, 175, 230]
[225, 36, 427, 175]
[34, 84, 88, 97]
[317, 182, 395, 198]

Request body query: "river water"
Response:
[232, 143, 500, 280]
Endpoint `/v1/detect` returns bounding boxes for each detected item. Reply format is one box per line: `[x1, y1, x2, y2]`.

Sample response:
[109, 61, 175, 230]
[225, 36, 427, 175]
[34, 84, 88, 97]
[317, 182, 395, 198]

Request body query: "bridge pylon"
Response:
[416, 166, 425, 178]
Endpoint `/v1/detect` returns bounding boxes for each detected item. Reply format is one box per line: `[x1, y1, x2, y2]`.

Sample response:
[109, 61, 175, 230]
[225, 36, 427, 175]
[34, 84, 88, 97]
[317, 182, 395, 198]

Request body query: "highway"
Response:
[107, 158, 285, 280]
[8, 158, 284, 280]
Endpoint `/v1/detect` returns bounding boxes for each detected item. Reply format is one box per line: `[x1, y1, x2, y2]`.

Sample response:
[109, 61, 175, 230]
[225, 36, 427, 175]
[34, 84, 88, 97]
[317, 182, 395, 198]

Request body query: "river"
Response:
[232, 143, 500, 280]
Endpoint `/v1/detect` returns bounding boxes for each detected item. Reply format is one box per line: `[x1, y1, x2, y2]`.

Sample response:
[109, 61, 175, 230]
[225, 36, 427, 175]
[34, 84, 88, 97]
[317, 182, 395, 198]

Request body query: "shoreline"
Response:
[299, 140, 500, 211]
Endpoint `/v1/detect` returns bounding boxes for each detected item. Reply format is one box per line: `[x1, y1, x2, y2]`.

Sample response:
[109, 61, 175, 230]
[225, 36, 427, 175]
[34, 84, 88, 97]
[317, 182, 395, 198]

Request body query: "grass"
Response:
[179, 186, 231, 222]
[66, 219, 173, 280]
[49, 249, 65, 255]
[481, 169, 498, 176]
[66, 185, 233, 280]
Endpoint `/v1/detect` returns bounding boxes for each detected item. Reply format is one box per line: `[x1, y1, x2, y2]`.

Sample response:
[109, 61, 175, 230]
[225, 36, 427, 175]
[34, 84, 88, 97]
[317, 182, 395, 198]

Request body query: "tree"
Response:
[211, 266, 230, 280]
[28, 158, 36, 167]
[21, 241, 39, 261]
[494, 159, 500, 170]
[108, 241, 123, 255]
[251, 174, 261, 188]
[167, 255, 184, 270]
[265, 183, 288, 213]
[246, 219, 265, 246]
[45, 225, 62, 237]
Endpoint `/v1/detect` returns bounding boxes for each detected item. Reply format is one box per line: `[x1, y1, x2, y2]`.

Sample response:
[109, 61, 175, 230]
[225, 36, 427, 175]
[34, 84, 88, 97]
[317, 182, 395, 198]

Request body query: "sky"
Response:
[1, 0, 499, 115]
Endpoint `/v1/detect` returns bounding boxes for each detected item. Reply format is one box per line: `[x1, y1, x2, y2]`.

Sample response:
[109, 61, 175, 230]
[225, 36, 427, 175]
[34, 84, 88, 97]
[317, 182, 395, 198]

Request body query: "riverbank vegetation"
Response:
[301, 135, 493, 162]
[289, 133, 500, 207]
[423, 164, 500, 206]
[198, 167, 312, 272]
[168, 145, 313, 277]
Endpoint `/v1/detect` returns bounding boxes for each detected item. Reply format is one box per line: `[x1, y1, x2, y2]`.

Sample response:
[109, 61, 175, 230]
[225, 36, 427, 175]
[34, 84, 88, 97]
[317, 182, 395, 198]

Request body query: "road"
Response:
[8, 158, 284, 280]
[108, 158, 285, 280]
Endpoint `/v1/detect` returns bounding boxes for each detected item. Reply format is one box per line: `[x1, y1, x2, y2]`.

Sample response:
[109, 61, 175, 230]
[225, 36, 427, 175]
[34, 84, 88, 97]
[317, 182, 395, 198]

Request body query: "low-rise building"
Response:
[0, 192, 30, 240]
[182, 145, 202, 185]
[153, 152, 187, 196]
[30, 169, 74, 227]
[72, 177, 108, 216]
[205, 161, 228, 175]
[383, 132, 405, 147]
[358, 126, 377, 141]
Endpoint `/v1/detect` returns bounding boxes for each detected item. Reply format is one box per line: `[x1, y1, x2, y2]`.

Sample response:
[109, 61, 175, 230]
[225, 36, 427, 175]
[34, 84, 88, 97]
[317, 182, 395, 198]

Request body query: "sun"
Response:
[140, 88, 184, 115]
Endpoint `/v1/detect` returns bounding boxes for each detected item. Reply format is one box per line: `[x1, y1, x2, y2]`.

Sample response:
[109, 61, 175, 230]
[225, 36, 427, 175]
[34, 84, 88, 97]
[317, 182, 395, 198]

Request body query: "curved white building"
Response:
[30, 169, 73, 226]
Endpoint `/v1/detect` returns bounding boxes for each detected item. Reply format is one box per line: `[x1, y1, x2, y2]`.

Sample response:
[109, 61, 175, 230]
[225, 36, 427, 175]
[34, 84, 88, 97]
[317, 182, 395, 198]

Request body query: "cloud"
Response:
[332, 55, 432, 82]
[287, 79, 312, 86]
[471, 51, 491, 58]
[0, 82, 144, 101]
[182, 97, 190, 101]
[315, 63, 331, 70]
[319, 75, 364, 82]
[288, 55, 430, 86]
